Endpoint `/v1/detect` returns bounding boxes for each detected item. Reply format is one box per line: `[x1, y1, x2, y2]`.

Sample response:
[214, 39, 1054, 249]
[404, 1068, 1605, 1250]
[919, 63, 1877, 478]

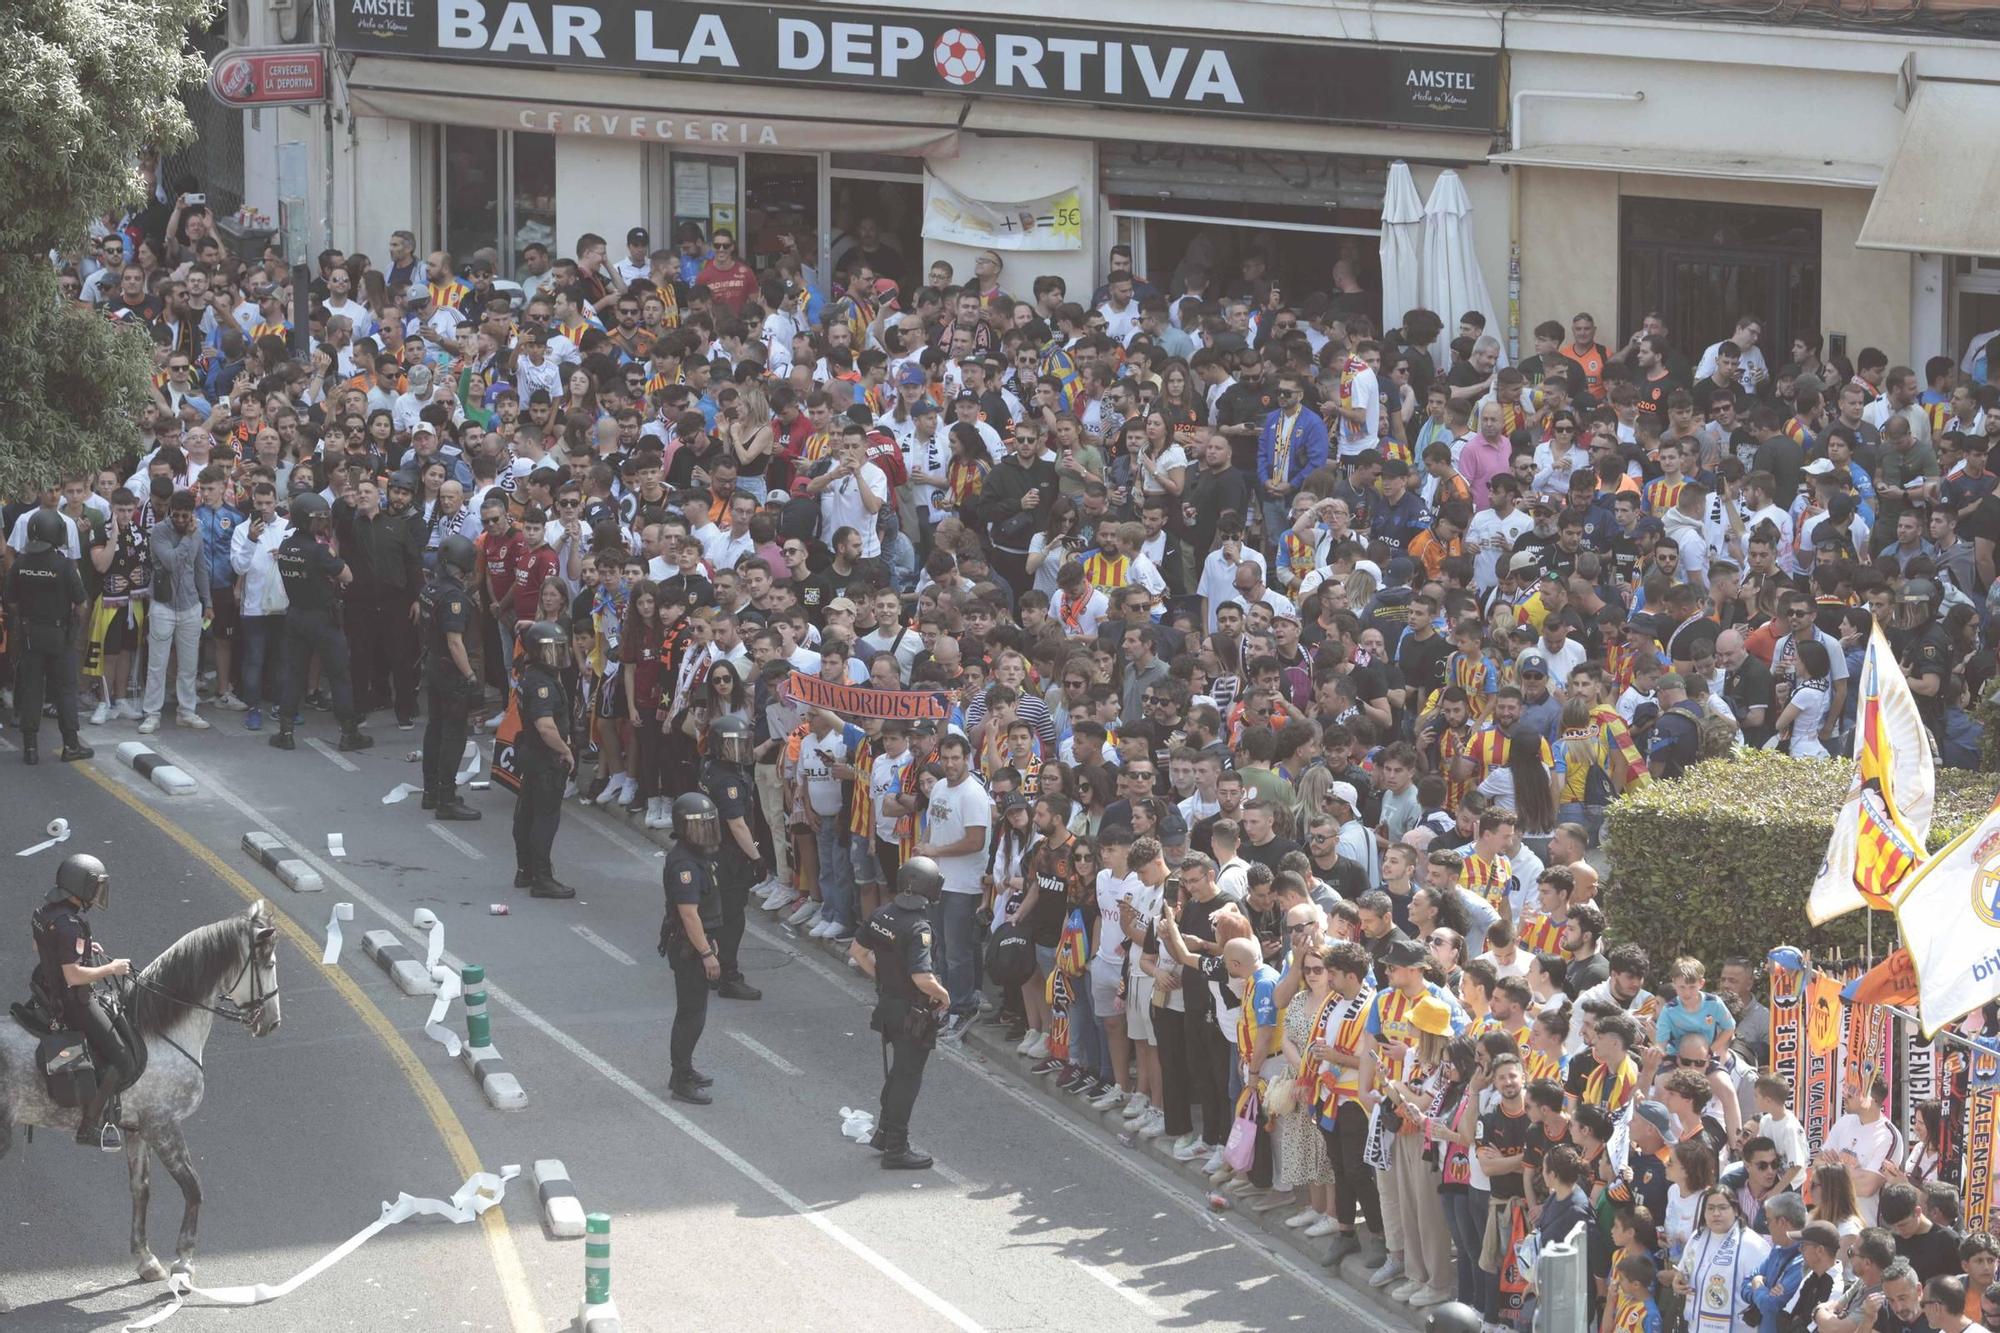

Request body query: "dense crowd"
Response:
[12, 160, 2000, 1330]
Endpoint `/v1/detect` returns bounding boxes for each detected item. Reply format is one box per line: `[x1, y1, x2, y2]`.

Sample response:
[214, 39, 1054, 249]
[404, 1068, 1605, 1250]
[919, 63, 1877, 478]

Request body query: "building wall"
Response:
[1517, 167, 1911, 360]
[923, 134, 1096, 301]
[348, 118, 421, 264]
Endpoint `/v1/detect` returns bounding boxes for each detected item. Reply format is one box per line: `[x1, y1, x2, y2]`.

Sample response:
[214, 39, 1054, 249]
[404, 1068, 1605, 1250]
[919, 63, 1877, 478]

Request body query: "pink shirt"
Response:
[1459, 433, 1513, 510]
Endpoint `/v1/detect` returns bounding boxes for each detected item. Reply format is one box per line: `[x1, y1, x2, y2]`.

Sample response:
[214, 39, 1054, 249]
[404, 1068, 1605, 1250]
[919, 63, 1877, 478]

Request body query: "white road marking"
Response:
[129, 744, 991, 1333]
[727, 1030, 802, 1076]
[426, 822, 485, 860]
[304, 737, 359, 772]
[0, 734, 15, 751]
[569, 804, 1395, 1330]
[570, 925, 636, 966]
[1074, 1260, 1165, 1316]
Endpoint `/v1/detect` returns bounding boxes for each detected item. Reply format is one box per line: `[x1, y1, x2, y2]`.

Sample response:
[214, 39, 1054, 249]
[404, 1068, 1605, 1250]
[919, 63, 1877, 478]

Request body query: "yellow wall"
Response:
[1515, 168, 1909, 360]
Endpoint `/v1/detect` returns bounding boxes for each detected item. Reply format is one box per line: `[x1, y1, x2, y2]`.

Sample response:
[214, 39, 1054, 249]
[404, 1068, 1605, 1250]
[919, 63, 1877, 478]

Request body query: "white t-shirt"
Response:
[904, 432, 952, 520]
[926, 774, 992, 894]
[819, 462, 887, 558]
[869, 750, 913, 844]
[797, 726, 858, 817]
[1785, 679, 1832, 758]
[6, 509, 82, 560]
[1466, 507, 1534, 591]
[1338, 365, 1381, 457]
[1821, 1112, 1899, 1224]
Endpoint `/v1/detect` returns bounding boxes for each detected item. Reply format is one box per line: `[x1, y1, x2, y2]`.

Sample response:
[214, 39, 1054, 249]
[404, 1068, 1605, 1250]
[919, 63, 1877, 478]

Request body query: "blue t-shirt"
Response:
[1654, 991, 1736, 1048]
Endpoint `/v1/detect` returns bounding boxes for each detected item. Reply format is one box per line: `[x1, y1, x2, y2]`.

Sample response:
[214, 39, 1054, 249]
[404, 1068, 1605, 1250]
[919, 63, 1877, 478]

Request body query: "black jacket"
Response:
[338, 504, 424, 598]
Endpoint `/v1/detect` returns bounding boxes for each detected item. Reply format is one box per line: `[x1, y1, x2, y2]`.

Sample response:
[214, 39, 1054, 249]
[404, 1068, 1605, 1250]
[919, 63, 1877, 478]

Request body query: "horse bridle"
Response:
[133, 932, 280, 1029]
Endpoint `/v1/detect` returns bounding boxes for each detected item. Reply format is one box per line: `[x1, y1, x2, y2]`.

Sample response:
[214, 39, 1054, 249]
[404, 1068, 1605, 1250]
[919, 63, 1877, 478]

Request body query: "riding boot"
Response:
[75, 1083, 121, 1150]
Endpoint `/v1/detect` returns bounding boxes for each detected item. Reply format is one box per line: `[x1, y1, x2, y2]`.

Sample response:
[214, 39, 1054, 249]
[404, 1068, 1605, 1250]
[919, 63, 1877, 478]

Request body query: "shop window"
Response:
[437, 128, 556, 275]
[441, 127, 500, 268]
[511, 134, 556, 267]
[829, 174, 921, 293]
[1619, 198, 1820, 368]
[1949, 256, 2000, 374]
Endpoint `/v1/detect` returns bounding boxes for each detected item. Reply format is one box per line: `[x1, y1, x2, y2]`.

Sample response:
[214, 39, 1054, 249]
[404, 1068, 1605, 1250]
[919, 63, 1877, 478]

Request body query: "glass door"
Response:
[437, 128, 558, 273]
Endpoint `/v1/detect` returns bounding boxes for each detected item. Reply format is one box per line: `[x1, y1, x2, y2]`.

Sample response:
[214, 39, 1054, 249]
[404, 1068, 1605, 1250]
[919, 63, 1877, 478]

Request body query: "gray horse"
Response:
[0, 900, 282, 1281]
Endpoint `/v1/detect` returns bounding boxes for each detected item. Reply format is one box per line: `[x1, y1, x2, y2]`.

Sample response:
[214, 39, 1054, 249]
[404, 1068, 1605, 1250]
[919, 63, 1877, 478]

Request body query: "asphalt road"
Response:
[0, 712, 1401, 1332]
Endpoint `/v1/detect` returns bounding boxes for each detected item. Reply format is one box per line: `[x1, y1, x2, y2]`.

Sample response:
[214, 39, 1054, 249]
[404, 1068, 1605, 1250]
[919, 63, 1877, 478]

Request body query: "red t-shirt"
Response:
[864, 428, 908, 489]
[512, 543, 559, 621]
[481, 527, 527, 605]
[696, 260, 758, 315]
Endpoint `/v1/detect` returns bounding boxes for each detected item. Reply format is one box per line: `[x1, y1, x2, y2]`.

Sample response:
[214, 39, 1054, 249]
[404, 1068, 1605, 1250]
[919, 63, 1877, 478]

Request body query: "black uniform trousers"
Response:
[668, 949, 710, 1075]
[62, 989, 136, 1122]
[16, 619, 81, 744]
[878, 1023, 932, 1149]
[422, 678, 472, 799]
[1322, 1098, 1384, 1234]
[715, 860, 752, 981]
[280, 607, 357, 725]
[348, 591, 417, 719]
[511, 755, 564, 874]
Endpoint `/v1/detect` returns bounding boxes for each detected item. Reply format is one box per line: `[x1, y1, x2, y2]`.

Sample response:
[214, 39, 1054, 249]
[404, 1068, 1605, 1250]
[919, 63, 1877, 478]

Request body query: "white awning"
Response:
[344, 57, 964, 154]
[1859, 80, 2000, 257]
[1486, 142, 1880, 189]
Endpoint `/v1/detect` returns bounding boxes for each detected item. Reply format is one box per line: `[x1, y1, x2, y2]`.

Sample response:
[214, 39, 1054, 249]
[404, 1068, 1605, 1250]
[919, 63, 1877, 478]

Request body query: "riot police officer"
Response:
[700, 715, 763, 1002]
[421, 533, 481, 821]
[1893, 577, 1951, 738]
[5, 509, 93, 765]
[658, 792, 722, 1104]
[850, 856, 951, 1170]
[512, 620, 575, 898]
[30, 854, 134, 1150]
[270, 492, 373, 753]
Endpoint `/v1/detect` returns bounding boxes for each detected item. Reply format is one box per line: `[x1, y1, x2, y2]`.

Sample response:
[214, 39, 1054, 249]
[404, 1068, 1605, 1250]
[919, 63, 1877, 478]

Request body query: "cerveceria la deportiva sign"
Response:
[336, 0, 1499, 130]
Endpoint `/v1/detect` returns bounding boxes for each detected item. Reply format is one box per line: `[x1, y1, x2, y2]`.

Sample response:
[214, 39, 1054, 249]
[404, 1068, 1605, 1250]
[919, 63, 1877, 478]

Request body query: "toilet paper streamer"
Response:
[320, 903, 354, 966]
[423, 965, 463, 1057]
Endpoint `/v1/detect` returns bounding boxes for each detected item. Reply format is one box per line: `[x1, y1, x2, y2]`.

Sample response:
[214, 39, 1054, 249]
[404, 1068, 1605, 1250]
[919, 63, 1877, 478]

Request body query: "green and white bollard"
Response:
[580, 1212, 621, 1330]
[457, 963, 528, 1110]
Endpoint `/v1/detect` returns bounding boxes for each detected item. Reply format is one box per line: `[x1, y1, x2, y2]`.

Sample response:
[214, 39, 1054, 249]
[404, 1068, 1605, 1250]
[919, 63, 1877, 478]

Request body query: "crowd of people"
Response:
[10, 165, 2000, 1329]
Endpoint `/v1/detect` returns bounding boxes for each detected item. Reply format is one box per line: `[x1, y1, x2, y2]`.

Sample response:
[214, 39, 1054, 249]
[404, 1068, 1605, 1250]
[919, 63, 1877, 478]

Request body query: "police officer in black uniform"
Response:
[270, 492, 374, 753]
[30, 854, 134, 1149]
[849, 856, 952, 1170]
[421, 533, 481, 821]
[700, 716, 764, 1002]
[5, 509, 93, 765]
[512, 620, 575, 898]
[1895, 577, 1952, 740]
[658, 792, 722, 1104]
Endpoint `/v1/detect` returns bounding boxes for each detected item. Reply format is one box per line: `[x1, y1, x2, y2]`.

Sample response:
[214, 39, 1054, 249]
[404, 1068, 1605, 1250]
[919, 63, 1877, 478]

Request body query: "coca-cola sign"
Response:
[209, 48, 330, 108]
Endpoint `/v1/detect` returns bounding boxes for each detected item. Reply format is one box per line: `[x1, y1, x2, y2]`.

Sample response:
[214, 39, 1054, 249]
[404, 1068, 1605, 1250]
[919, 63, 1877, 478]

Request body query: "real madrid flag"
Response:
[1891, 791, 2000, 1037]
[1807, 624, 1935, 924]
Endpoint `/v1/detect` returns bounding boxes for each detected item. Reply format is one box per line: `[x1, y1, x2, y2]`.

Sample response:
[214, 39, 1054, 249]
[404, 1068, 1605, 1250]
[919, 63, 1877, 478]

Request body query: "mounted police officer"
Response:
[5, 509, 93, 765]
[421, 532, 481, 821]
[270, 491, 373, 753]
[849, 856, 951, 1170]
[700, 715, 763, 1002]
[659, 792, 722, 1105]
[512, 620, 575, 899]
[30, 854, 134, 1150]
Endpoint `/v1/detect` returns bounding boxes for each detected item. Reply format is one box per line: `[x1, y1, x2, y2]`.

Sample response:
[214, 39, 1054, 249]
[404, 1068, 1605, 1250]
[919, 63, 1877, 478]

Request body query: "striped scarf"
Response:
[847, 738, 875, 838]
[801, 430, 834, 465]
[946, 456, 986, 509]
[251, 320, 290, 341]
[1582, 1054, 1638, 1113]
[1058, 587, 1094, 635]
[1645, 476, 1685, 515]
[1439, 723, 1475, 811]
[1311, 985, 1372, 1121]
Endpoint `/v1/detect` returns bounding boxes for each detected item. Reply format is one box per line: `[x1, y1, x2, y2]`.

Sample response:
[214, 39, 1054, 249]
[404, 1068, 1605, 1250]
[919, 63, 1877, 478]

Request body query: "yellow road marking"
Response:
[77, 763, 542, 1333]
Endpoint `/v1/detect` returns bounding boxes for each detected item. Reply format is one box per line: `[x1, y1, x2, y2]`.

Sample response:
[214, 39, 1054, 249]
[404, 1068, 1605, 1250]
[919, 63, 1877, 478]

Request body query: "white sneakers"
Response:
[1088, 1085, 1127, 1112]
[89, 700, 110, 726]
[137, 714, 160, 735]
[1303, 1215, 1339, 1238]
[1285, 1208, 1323, 1230]
[1407, 1288, 1451, 1309]
[1016, 1028, 1042, 1055]
[117, 699, 144, 721]
[216, 692, 249, 712]
[644, 797, 670, 829]
[178, 712, 210, 730]
[1023, 1032, 1050, 1060]
[1120, 1093, 1152, 1121]
[1367, 1256, 1405, 1289]
[1135, 1108, 1166, 1139]
[1200, 1147, 1226, 1175]
[809, 918, 848, 940]
[1173, 1137, 1207, 1162]
[785, 898, 820, 927]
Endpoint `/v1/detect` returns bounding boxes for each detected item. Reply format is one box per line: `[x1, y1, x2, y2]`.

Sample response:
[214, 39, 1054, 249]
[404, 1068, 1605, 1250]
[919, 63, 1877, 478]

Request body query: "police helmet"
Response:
[521, 620, 569, 671]
[438, 533, 478, 579]
[1888, 577, 1941, 633]
[49, 853, 111, 910]
[709, 715, 754, 767]
[290, 491, 331, 524]
[896, 856, 945, 904]
[25, 509, 65, 555]
[1424, 1303, 1485, 1333]
[388, 469, 419, 495]
[671, 792, 720, 852]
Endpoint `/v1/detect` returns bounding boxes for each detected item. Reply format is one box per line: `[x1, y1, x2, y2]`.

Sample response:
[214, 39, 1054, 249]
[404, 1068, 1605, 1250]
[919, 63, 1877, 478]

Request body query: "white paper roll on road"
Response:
[381, 783, 420, 805]
[120, 1165, 519, 1331]
[423, 966, 463, 1057]
[326, 833, 345, 858]
[412, 909, 444, 972]
[16, 816, 73, 857]
[320, 903, 354, 966]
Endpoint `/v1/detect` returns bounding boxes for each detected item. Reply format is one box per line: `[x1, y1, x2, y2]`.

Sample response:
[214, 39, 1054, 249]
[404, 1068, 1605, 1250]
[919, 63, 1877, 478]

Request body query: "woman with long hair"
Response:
[1664, 1139, 1721, 1259]
[1156, 360, 1202, 445]
[720, 380, 775, 501]
[1479, 722, 1557, 842]
[362, 408, 396, 463]
[1274, 942, 1340, 1233]
[1025, 499, 1084, 599]
[1808, 1161, 1864, 1263]
[942, 421, 991, 530]
[1132, 408, 1188, 508]
[1070, 763, 1111, 839]
[564, 365, 601, 419]
[619, 581, 671, 826]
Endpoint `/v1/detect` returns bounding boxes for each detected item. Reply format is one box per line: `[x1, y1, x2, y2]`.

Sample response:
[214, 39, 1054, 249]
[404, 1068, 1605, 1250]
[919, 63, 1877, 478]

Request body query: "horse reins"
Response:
[128, 940, 279, 1071]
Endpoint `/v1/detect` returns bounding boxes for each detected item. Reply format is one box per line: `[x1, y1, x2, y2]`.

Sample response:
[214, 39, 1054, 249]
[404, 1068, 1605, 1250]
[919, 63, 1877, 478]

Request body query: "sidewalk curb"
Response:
[360, 928, 439, 996]
[115, 741, 197, 796]
[240, 830, 325, 893]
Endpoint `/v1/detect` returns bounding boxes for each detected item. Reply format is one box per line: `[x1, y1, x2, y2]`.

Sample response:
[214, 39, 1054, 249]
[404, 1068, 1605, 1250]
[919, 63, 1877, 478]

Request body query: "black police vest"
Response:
[420, 572, 462, 678]
[863, 904, 923, 1002]
[661, 846, 722, 938]
[31, 903, 93, 1002]
[516, 667, 566, 759]
[14, 553, 75, 626]
[699, 760, 753, 862]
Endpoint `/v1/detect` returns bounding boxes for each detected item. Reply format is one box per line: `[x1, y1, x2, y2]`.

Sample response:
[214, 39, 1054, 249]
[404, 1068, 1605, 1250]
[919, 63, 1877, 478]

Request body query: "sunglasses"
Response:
[1288, 923, 1314, 933]
[1301, 964, 1328, 976]
[1678, 1056, 1709, 1069]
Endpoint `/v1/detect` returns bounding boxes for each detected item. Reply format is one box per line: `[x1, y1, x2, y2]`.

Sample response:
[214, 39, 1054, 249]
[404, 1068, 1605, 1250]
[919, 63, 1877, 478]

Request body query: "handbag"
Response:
[1223, 1089, 1260, 1172]
[1265, 1076, 1298, 1118]
[1513, 1230, 1541, 1283]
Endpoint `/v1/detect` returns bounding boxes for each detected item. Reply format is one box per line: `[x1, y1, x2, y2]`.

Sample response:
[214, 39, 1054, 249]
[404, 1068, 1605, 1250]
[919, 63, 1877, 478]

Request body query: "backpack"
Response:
[1697, 708, 1739, 762]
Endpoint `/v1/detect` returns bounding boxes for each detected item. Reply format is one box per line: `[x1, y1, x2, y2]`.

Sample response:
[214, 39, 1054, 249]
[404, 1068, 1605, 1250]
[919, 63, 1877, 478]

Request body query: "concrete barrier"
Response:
[533, 1159, 587, 1238]
[115, 741, 196, 795]
[240, 830, 325, 894]
[459, 965, 527, 1110]
[360, 929, 437, 996]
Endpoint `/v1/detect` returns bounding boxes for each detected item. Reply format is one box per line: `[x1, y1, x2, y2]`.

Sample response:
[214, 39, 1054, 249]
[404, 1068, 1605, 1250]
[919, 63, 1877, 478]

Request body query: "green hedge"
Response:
[1601, 749, 1997, 971]
[1976, 679, 2000, 772]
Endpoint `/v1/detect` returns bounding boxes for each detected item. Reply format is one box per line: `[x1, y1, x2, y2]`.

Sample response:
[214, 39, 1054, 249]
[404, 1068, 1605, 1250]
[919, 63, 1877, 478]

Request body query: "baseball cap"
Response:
[410, 421, 438, 439]
[1633, 1100, 1672, 1139]
[1526, 493, 1557, 513]
[953, 390, 979, 406]
[1158, 810, 1189, 842]
[1519, 651, 1551, 677]
[627, 226, 650, 248]
[912, 399, 939, 417]
[1385, 556, 1417, 585]
[826, 597, 858, 615]
[1381, 938, 1427, 971]
[1508, 551, 1542, 575]
[896, 364, 926, 388]
[1325, 780, 1360, 810]
[1802, 458, 1836, 476]
[1656, 672, 1686, 690]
